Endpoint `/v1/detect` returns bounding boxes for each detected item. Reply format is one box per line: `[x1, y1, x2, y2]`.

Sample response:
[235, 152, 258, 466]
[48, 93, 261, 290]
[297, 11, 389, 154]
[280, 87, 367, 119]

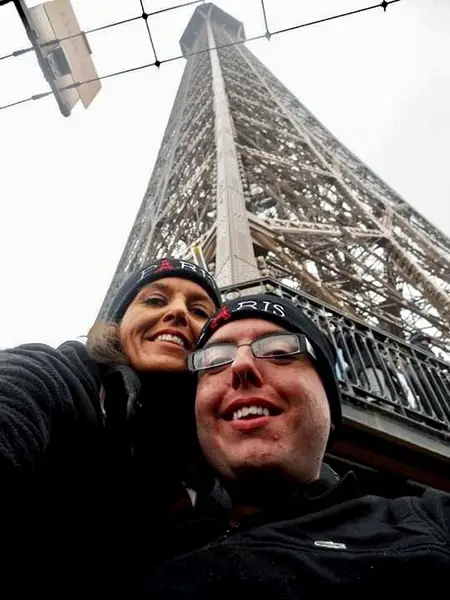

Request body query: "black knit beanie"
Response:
[196, 294, 342, 433]
[107, 258, 222, 323]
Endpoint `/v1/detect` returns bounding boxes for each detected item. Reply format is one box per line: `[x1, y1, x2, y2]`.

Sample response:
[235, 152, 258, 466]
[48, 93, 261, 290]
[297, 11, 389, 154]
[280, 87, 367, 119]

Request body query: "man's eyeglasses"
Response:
[188, 332, 316, 373]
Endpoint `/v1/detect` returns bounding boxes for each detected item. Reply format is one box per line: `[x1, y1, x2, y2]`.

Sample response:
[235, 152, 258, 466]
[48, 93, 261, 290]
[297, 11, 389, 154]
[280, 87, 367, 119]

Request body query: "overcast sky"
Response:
[0, 0, 449, 349]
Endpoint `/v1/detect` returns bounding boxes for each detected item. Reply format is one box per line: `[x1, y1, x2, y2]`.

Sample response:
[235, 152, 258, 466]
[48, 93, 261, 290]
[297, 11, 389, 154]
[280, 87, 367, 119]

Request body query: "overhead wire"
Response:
[139, 0, 159, 65]
[0, 0, 401, 113]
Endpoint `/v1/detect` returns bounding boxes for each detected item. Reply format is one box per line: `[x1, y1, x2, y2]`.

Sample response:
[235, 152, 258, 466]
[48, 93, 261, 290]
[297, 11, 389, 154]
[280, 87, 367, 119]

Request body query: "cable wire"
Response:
[139, 0, 159, 65]
[260, 0, 271, 40]
[0, 46, 34, 61]
[0, 0, 401, 113]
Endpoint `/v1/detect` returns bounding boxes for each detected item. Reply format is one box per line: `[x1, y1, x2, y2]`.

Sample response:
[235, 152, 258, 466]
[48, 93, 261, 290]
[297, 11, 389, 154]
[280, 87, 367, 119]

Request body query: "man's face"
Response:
[195, 319, 331, 485]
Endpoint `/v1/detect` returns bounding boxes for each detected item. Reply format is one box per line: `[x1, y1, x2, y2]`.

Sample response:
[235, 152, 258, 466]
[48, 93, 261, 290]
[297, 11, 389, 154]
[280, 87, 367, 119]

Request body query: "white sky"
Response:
[0, 0, 449, 349]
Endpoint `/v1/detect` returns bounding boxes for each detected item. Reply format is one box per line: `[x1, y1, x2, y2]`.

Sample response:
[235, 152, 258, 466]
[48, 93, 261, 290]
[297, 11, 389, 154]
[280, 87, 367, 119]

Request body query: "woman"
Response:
[0, 257, 221, 595]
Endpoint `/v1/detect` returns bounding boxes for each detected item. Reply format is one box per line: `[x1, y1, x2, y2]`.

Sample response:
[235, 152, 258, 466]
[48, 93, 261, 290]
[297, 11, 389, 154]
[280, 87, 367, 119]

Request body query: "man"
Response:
[139, 294, 450, 597]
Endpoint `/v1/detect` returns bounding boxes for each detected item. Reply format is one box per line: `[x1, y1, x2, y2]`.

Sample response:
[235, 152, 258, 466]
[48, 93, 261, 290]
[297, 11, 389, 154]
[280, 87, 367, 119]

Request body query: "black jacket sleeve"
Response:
[415, 487, 450, 540]
[0, 340, 102, 478]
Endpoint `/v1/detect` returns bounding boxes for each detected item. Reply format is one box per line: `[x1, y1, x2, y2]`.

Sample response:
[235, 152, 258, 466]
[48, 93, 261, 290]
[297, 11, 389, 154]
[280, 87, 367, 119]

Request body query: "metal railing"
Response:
[219, 277, 450, 441]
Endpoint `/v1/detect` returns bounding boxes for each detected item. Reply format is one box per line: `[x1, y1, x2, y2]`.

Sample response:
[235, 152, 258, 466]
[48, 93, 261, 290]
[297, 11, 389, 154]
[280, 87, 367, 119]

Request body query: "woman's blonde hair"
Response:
[85, 320, 129, 366]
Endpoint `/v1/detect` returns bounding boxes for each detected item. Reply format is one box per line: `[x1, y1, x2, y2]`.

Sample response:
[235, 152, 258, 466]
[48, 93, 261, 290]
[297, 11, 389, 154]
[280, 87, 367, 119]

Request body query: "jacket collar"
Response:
[101, 364, 141, 421]
[194, 463, 357, 525]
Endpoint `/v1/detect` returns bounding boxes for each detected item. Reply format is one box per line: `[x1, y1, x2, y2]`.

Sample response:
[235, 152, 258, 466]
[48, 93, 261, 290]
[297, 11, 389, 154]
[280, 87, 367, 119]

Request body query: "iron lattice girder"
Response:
[98, 3, 450, 353]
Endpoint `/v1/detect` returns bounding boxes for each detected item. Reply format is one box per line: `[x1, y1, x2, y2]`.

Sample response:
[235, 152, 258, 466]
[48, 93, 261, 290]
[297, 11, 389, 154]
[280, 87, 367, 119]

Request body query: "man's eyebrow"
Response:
[204, 330, 290, 348]
[204, 337, 236, 347]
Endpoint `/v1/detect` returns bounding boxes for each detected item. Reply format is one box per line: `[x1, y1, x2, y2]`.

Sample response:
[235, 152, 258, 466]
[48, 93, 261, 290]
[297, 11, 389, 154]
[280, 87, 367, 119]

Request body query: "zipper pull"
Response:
[217, 523, 240, 543]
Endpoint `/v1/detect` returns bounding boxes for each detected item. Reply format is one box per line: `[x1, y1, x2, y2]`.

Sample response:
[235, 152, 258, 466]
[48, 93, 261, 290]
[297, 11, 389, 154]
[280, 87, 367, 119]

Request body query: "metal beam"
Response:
[206, 19, 259, 287]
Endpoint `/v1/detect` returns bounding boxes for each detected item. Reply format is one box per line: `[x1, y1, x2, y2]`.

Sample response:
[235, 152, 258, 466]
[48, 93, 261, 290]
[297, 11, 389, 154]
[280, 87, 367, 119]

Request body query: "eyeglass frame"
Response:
[187, 331, 317, 373]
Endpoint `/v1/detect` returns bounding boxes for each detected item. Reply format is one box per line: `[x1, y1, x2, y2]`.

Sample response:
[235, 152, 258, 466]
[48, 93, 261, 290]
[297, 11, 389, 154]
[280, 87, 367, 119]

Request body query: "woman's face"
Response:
[120, 277, 216, 372]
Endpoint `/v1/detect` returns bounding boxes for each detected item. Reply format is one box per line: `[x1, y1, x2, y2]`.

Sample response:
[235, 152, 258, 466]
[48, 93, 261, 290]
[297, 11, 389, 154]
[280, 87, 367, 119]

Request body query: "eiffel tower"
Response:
[100, 4, 450, 491]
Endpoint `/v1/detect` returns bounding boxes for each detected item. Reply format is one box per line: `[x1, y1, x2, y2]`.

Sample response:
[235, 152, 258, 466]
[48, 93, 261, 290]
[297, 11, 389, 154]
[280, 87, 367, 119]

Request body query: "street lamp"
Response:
[1, 0, 101, 116]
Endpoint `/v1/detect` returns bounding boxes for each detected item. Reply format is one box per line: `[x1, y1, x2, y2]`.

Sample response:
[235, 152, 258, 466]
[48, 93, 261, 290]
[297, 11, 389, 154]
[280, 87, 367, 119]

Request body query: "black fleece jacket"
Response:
[0, 339, 199, 596]
[0, 341, 103, 478]
[138, 467, 450, 598]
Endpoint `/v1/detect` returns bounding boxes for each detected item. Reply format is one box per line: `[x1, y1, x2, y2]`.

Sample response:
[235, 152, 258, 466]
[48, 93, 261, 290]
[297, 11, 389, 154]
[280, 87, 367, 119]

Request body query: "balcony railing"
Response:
[219, 277, 450, 442]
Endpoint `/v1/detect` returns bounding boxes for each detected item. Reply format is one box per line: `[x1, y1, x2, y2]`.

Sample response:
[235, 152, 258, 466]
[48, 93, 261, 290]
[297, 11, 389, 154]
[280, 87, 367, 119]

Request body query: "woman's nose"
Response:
[162, 298, 189, 326]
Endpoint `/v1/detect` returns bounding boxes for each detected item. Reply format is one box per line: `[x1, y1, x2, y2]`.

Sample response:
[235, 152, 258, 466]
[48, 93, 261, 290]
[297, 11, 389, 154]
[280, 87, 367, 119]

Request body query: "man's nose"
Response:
[230, 346, 264, 390]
